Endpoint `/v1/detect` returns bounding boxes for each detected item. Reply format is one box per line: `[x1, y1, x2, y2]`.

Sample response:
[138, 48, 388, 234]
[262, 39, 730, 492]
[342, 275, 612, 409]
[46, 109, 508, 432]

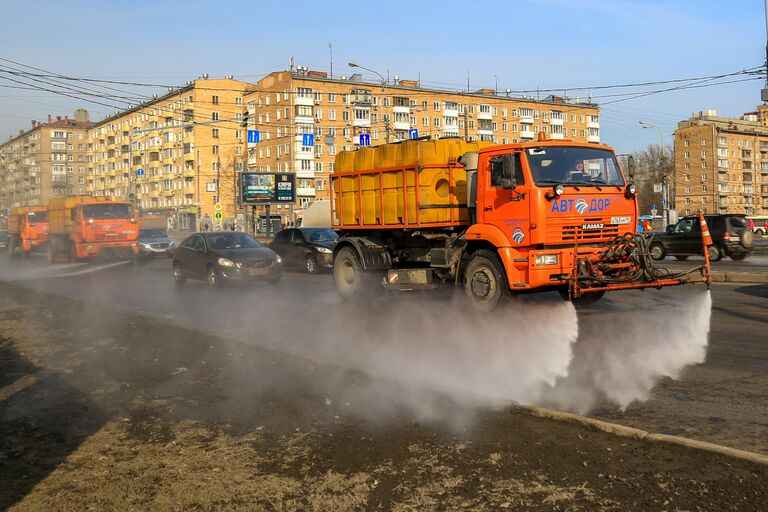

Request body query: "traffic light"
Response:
[241, 110, 249, 128]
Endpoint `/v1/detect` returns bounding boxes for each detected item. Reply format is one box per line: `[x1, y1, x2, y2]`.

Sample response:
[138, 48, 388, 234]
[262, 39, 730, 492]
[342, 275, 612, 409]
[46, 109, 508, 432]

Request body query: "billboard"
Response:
[241, 172, 296, 204]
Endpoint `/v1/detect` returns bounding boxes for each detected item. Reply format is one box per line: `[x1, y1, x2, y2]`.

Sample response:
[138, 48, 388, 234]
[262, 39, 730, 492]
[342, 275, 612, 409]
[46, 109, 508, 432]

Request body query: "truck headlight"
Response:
[534, 254, 559, 265]
[315, 247, 332, 254]
[218, 257, 236, 268]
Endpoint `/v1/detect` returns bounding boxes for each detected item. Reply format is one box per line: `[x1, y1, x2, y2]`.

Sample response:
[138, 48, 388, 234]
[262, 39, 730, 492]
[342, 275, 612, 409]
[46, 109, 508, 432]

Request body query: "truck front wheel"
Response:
[464, 250, 511, 312]
[333, 246, 380, 300]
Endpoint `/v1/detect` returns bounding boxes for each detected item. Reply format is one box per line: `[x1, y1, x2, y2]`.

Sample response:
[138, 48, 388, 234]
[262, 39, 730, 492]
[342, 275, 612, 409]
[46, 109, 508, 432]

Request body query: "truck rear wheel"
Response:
[464, 250, 510, 312]
[69, 245, 80, 264]
[333, 246, 381, 300]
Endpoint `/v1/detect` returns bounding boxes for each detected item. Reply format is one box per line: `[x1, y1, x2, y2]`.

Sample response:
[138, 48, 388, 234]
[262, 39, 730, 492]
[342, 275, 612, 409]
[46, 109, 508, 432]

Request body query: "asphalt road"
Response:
[2, 254, 768, 510]
[0, 253, 766, 455]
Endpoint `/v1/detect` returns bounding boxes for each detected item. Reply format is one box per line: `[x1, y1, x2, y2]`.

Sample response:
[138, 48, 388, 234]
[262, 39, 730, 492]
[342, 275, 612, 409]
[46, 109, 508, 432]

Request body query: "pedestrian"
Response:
[230, 223, 236, 231]
[203, 222, 209, 232]
[764, 219, 768, 232]
[748, 218, 755, 232]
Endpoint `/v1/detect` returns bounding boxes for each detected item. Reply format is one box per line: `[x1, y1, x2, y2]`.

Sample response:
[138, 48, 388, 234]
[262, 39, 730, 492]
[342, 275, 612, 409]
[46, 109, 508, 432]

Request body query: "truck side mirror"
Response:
[501, 154, 517, 190]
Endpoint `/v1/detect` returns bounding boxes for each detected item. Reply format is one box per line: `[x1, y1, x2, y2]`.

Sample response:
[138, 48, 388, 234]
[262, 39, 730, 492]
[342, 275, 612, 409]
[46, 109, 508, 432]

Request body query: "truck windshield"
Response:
[82, 203, 133, 220]
[27, 211, 48, 223]
[526, 147, 625, 187]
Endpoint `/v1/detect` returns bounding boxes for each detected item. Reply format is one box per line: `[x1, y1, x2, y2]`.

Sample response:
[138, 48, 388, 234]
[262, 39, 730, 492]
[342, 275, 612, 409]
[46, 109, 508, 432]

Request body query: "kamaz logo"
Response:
[512, 227, 525, 244]
[551, 196, 612, 215]
[582, 223, 604, 230]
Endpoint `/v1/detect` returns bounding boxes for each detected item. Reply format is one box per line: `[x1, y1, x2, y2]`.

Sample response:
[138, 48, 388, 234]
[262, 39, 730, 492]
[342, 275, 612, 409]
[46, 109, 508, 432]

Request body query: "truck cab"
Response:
[465, 142, 636, 299]
[8, 207, 49, 257]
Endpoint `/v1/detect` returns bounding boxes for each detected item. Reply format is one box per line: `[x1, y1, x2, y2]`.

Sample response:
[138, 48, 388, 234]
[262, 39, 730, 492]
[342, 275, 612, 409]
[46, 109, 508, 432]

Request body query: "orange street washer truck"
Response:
[47, 196, 139, 263]
[7, 205, 48, 257]
[330, 137, 711, 310]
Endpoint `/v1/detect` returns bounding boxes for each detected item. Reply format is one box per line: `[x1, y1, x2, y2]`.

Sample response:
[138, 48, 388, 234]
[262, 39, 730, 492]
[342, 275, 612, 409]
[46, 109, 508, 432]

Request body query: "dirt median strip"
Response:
[522, 406, 768, 466]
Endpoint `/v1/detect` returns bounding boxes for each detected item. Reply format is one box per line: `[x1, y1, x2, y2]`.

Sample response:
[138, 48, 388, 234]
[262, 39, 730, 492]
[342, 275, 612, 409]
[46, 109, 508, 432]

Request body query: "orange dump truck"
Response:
[7, 206, 48, 257]
[330, 137, 710, 310]
[47, 196, 139, 263]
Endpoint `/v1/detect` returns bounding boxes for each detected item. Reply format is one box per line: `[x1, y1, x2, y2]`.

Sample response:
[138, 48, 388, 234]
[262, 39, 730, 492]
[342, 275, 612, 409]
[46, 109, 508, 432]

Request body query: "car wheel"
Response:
[649, 242, 666, 261]
[464, 250, 511, 312]
[674, 255, 689, 261]
[172, 262, 186, 286]
[707, 244, 722, 262]
[206, 265, 220, 288]
[305, 254, 318, 274]
[730, 253, 747, 261]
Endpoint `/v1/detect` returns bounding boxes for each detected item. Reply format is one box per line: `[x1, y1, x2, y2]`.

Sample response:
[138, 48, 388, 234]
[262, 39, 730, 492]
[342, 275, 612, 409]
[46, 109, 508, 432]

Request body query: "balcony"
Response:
[550, 116, 565, 126]
[477, 111, 492, 121]
[392, 105, 410, 114]
[294, 96, 314, 107]
[163, 189, 175, 197]
[520, 129, 535, 139]
[443, 108, 459, 118]
[550, 132, 564, 140]
[718, 166, 728, 174]
[718, 185, 729, 195]
[520, 114, 534, 125]
[587, 134, 600, 143]
[296, 170, 315, 179]
[183, 186, 195, 195]
[296, 187, 316, 197]
[393, 121, 411, 131]
[587, 120, 600, 129]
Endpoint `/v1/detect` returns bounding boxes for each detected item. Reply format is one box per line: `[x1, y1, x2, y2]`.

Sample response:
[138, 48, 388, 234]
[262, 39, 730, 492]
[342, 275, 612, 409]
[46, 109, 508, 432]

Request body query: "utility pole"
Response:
[640, 121, 668, 226]
[196, 148, 201, 231]
[763, 0, 768, 102]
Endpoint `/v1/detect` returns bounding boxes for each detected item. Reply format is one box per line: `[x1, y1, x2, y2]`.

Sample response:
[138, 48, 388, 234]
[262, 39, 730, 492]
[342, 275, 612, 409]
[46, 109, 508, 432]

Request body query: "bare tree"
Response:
[631, 143, 673, 217]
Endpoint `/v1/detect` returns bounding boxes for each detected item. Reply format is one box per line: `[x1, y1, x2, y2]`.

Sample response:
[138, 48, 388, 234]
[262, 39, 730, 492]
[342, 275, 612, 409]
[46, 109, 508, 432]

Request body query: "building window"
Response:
[212, 112, 219, 121]
[212, 128, 219, 138]
[212, 95, 219, 105]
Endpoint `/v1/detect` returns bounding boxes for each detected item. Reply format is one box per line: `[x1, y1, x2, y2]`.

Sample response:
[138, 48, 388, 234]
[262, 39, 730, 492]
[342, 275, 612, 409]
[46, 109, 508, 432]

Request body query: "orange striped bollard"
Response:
[699, 213, 713, 285]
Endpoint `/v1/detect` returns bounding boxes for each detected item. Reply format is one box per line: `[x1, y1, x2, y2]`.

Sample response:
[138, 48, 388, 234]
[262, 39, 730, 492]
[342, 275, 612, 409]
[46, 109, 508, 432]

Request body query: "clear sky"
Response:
[1, 0, 765, 154]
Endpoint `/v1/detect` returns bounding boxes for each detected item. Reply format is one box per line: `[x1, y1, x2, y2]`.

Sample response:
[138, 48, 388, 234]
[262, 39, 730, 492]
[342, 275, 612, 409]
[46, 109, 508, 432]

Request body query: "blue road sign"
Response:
[136, 168, 145, 176]
[661, 198, 667, 206]
[302, 133, 315, 147]
[359, 133, 371, 147]
[247, 130, 261, 144]
[408, 128, 419, 139]
[652, 203, 657, 210]
[213, 211, 223, 221]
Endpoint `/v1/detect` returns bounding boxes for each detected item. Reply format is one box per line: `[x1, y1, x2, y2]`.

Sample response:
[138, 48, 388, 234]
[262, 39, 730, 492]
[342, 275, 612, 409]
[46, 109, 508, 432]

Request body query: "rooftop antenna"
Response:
[328, 43, 333, 78]
[467, 68, 470, 93]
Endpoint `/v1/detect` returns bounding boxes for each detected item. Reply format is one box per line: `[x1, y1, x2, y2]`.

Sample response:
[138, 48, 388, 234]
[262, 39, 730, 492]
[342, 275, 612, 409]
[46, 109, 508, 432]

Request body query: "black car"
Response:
[172, 232, 282, 287]
[269, 227, 338, 273]
[649, 214, 753, 262]
[137, 228, 175, 258]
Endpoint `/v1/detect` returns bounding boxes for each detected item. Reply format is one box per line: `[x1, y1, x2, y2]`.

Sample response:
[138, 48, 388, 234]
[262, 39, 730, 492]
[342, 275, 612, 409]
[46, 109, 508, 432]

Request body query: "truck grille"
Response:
[548, 217, 621, 243]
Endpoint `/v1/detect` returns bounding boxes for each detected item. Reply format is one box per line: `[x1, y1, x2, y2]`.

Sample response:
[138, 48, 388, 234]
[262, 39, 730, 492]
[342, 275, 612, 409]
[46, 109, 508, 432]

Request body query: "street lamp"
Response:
[347, 61, 386, 85]
[639, 120, 670, 227]
[348, 61, 390, 142]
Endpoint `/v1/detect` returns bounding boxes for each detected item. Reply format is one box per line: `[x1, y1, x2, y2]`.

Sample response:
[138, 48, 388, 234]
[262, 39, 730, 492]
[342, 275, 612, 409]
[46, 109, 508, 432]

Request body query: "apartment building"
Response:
[86, 78, 252, 229]
[0, 111, 91, 210]
[674, 105, 768, 217]
[244, 68, 600, 226]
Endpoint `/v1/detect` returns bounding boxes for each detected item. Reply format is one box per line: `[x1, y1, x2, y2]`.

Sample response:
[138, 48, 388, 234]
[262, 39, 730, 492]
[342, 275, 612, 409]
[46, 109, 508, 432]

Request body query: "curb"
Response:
[521, 406, 768, 466]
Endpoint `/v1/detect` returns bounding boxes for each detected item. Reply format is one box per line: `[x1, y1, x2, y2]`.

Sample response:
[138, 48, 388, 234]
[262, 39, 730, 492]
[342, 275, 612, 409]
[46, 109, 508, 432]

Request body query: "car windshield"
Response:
[305, 228, 338, 243]
[82, 203, 132, 219]
[206, 232, 261, 250]
[27, 211, 48, 223]
[139, 228, 167, 238]
[526, 147, 625, 187]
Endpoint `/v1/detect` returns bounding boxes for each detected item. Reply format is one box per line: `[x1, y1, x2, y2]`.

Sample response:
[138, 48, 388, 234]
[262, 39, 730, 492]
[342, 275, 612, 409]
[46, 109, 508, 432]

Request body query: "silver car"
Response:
[137, 228, 175, 258]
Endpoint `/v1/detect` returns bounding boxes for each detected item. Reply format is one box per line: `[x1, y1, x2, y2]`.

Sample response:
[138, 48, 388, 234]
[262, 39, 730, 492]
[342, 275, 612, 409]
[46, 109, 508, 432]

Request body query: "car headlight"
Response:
[534, 254, 559, 266]
[275, 256, 282, 264]
[218, 257, 236, 268]
[139, 243, 150, 249]
[315, 246, 332, 254]
[168, 240, 176, 247]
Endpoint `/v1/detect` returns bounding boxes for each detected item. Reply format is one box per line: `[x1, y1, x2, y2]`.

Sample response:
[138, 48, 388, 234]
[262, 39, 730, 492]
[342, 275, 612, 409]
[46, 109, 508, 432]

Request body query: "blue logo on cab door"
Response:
[512, 227, 525, 244]
[575, 197, 589, 215]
